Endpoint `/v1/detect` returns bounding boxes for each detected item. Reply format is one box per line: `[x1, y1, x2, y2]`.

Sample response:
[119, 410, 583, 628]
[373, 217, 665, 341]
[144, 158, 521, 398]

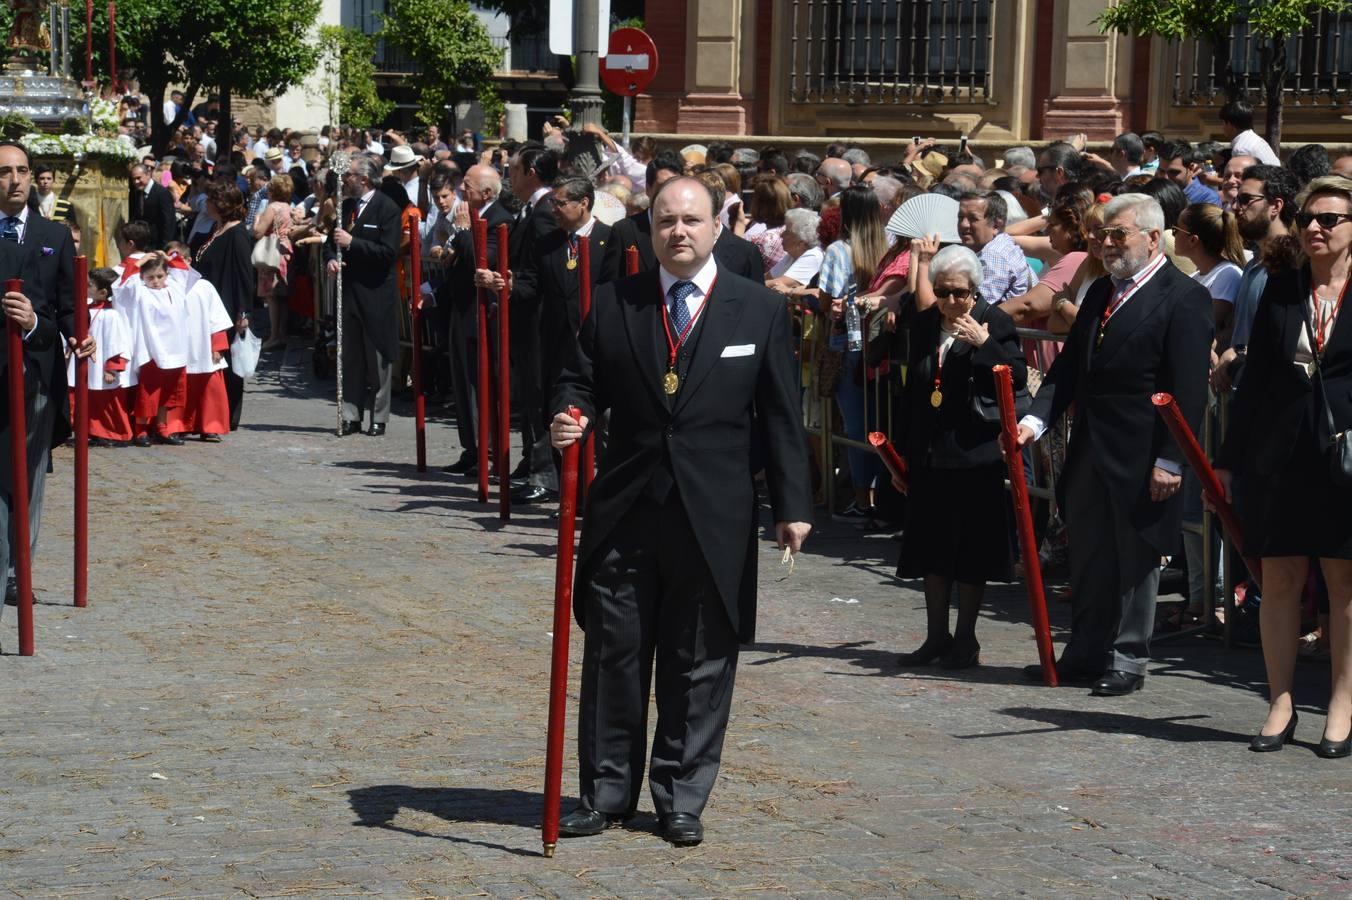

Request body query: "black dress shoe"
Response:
[939, 637, 980, 670]
[896, 634, 952, 667]
[659, 812, 704, 846]
[1317, 731, 1352, 759]
[1023, 662, 1101, 684]
[132, 434, 151, 447]
[1249, 712, 1298, 752]
[4, 576, 14, 606]
[340, 420, 363, 436]
[1092, 670, 1145, 696]
[153, 430, 185, 446]
[557, 806, 631, 837]
[442, 457, 474, 475]
[512, 484, 558, 504]
[366, 423, 386, 436]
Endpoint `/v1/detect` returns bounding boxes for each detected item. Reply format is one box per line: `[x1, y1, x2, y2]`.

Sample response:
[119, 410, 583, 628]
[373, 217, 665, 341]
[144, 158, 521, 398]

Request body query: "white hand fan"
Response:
[885, 193, 960, 245]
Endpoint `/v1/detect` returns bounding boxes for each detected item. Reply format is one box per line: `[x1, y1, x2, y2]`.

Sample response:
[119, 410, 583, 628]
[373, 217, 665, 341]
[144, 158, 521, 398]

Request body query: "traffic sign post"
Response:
[601, 28, 658, 149]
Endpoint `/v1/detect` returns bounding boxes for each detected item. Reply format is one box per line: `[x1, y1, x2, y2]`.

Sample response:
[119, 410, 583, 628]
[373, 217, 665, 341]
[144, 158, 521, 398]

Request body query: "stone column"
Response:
[674, 0, 751, 133]
[1038, 0, 1133, 140]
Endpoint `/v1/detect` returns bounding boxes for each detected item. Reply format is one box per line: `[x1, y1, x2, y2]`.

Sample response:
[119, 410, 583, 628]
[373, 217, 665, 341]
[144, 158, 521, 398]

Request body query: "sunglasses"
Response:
[933, 289, 972, 300]
[1296, 211, 1352, 230]
[1231, 193, 1267, 208]
[1094, 226, 1144, 243]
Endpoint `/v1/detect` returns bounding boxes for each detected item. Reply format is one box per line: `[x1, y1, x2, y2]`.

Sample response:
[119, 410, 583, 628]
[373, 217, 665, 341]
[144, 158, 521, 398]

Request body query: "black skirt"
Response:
[1242, 427, 1352, 559]
[897, 463, 1015, 583]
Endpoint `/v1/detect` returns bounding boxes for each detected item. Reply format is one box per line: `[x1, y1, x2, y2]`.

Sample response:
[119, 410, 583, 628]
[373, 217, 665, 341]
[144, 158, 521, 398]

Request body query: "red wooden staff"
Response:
[867, 431, 908, 494]
[578, 237, 594, 498]
[407, 210, 426, 472]
[542, 405, 583, 858]
[1151, 392, 1262, 588]
[73, 256, 90, 608]
[625, 245, 639, 276]
[6, 278, 34, 655]
[496, 222, 511, 521]
[473, 212, 490, 504]
[993, 365, 1057, 686]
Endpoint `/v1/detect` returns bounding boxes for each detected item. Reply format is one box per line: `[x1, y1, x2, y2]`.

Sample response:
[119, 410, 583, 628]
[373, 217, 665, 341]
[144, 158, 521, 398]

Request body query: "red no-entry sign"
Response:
[601, 27, 658, 97]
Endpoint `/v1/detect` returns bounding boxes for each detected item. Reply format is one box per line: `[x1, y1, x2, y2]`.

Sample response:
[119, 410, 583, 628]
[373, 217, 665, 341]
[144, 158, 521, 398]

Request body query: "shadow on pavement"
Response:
[961, 706, 1246, 743]
[348, 784, 557, 857]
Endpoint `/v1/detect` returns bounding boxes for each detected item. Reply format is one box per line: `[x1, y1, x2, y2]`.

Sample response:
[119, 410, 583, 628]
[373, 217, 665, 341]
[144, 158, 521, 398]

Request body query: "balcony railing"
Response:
[1171, 9, 1352, 107]
[787, 0, 995, 104]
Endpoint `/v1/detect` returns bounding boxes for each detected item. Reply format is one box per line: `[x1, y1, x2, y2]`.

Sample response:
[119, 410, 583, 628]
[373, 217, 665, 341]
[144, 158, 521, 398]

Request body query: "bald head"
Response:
[815, 158, 852, 197]
[462, 164, 501, 211]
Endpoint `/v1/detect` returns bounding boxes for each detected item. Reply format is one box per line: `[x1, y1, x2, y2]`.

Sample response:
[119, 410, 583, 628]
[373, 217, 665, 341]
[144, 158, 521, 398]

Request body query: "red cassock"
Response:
[165, 331, 230, 435]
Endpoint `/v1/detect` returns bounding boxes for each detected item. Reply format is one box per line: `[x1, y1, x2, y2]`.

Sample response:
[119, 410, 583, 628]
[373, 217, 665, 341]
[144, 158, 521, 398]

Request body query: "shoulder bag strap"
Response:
[1298, 294, 1340, 441]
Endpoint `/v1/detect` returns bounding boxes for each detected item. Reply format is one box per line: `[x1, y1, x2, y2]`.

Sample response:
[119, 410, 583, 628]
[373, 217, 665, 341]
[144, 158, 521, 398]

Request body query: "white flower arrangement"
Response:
[91, 97, 120, 135]
[20, 132, 139, 162]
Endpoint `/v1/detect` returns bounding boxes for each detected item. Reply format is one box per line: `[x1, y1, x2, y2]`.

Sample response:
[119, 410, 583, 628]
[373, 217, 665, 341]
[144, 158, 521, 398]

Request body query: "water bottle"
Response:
[845, 285, 862, 352]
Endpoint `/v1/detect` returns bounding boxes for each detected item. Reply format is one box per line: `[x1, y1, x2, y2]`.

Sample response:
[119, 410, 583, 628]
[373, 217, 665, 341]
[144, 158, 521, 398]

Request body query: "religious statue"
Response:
[7, 0, 53, 53]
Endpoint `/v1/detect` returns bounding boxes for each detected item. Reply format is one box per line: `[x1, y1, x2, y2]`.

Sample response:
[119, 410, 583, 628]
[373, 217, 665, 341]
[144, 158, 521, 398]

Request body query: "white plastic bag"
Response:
[231, 326, 262, 379]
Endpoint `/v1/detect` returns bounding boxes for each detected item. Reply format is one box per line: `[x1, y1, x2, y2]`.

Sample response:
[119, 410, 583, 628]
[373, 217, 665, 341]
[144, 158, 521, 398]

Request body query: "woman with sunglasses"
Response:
[1216, 174, 1352, 757]
[873, 245, 1026, 669]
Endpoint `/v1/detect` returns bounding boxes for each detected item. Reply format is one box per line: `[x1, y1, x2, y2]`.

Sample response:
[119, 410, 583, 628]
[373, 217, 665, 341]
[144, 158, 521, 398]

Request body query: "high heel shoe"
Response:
[1316, 728, 1351, 759]
[1249, 711, 1297, 752]
[939, 637, 981, 670]
[897, 634, 953, 667]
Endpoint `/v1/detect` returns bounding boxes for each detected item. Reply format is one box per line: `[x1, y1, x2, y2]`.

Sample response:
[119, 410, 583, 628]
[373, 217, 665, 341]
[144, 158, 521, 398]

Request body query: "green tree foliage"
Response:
[380, 0, 504, 131]
[1096, 0, 1350, 151]
[316, 26, 394, 128]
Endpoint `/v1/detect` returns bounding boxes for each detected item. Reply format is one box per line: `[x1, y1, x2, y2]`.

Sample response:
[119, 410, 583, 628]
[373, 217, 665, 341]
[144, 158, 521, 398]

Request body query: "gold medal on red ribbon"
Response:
[930, 389, 943, 408]
[663, 370, 680, 395]
[566, 258, 578, 270]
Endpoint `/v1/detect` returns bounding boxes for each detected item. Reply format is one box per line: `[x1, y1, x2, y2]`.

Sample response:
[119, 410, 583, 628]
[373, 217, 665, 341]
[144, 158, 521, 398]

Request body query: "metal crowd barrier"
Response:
[796, 307, 1241, 648]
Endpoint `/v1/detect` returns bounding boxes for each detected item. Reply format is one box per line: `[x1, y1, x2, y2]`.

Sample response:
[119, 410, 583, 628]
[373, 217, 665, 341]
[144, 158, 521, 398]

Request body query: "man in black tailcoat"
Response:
[128, 163, 178, 249]
[325, 154, 402, 436]
[1017, 193, 1212, 695]
[549, 177, 812, 846]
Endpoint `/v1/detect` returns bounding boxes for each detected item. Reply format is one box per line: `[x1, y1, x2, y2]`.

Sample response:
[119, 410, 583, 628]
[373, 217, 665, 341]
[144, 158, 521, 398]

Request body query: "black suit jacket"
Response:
[610, 211, 766, 284]
[1217, 264, 1352, 475]
[899, 299, 1026, 469]
[326, 191, 403, 362]
[0, 239, 57, 491]
[19, 213, 76, 447]
[537, 222, 620, 386]
[441, 201, 515, 317]
[129, 182, 177, 249]
[1028, 259, 1213, 554]
[506, 196, 557, 315]
[552, 264, 813, 643]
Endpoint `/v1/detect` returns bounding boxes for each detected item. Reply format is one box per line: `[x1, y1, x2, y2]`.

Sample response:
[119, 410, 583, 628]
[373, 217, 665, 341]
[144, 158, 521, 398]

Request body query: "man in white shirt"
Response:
[1016, 194, 1212, 696]
[1220, 99, 1280, 166]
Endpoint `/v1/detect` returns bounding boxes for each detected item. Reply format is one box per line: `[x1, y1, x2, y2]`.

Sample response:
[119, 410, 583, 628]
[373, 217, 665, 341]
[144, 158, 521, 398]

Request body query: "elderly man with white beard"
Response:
[1016, 194, 1213, 696]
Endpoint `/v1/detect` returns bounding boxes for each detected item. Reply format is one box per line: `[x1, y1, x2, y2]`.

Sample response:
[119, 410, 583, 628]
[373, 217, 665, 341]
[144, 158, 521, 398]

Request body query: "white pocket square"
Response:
[721, 344, 755, 358]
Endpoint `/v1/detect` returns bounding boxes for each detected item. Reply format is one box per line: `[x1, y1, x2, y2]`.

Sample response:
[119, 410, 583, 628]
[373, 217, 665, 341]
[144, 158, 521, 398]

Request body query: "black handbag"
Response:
[1299, 298, 1352, 488]
[967, 303, 1030, 424]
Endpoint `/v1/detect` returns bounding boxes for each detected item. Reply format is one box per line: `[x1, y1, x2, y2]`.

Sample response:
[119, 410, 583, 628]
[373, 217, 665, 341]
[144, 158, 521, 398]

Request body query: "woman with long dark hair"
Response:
[195, 181, 254, 430]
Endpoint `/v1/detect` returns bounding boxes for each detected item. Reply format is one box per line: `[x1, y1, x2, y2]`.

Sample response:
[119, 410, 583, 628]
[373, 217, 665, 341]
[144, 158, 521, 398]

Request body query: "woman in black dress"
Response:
[194, 181, 255, 431]
[1216, 174, 1352, 757]
[884, 245, 1026, 669]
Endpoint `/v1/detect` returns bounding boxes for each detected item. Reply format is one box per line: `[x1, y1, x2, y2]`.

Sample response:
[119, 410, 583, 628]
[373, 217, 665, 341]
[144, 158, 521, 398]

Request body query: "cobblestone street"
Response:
[3, 346, 1349, 898]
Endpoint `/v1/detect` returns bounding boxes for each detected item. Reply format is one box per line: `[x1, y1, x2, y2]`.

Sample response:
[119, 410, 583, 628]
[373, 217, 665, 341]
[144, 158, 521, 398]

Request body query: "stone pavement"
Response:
[2, 344, 1349, 898]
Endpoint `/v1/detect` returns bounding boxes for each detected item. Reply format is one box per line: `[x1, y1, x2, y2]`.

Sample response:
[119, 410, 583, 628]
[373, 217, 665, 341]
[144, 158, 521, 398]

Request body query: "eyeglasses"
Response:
[1295, 211, 1352, 230]
[1094, 226, 1144, 243]
[933, 289, 972, 300]
[1230, 192, 1267, 208]
[1173, 226, 1195, 238]
[1036, 165, 1057, 175]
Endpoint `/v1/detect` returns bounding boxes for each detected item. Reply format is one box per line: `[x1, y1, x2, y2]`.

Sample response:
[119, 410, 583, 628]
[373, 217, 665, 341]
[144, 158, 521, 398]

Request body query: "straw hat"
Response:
[384, 145, 421, 172]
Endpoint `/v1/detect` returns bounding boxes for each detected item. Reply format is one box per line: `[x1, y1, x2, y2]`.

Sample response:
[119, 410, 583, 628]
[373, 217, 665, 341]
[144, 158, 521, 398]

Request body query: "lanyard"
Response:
[660, 276, 715, 372]
[1098, 253, 1166, 343]
[1312, 276, 1350, 357]
[931, 330, 956, 408]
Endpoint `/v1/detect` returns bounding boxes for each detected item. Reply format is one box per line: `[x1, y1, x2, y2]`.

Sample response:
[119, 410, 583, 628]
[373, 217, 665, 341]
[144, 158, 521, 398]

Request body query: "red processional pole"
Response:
[1151, 392, 1262, 589]
[472, 211, 490, 504]
[496, 222, 511, 521]
[993, 365, 1057, 686]
[106, 1, 116, 90]
[6, 278, 34, 655]
[73, 256, 90, 608]
[407, 211, 426, 473]
[867, 432, 908, 494]
[541, 405, 583, 858]
[625, 245, 639, 277]
[578, 237, 594, 499]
